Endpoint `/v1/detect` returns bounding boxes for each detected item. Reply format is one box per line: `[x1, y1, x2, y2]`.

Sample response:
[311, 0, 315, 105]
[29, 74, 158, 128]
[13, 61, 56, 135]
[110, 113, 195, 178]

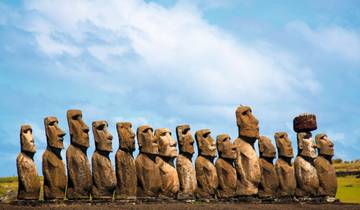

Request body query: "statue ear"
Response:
[297, 134, 303, 150]
[259, 140, 265, 153]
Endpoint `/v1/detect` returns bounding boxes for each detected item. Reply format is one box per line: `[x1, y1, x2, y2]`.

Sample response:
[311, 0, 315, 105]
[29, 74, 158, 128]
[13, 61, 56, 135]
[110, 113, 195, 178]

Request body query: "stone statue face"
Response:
[155, 128, 177, 158]
[92, 120, 113, 152]
[176, 124, 194, 155]
[67, 109, 90, 148]
[116, 122, 135, 152]
[216, 134, 236, 159]
[44, 116, 66, 149]
[315, 133, 334, 156]
[297, 132, 316, 158]
[235, 106, 259, 139]
[258, 136, 276, 158]
[195, 129, 216, 157]
[137, 125, 158, 155]
[20, 124, 36, 153]
[275, 132, 293, 158]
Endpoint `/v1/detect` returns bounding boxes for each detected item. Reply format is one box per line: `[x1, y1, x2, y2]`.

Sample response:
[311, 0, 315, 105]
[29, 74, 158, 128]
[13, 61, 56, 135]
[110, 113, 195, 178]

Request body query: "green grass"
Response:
[336, 175, 360, 204]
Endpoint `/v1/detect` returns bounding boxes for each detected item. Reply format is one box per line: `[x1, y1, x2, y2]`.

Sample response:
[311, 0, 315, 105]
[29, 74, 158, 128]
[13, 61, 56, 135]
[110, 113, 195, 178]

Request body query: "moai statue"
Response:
[215, 134, 237, 198]
[115, 122, 137, 199]
[258, 136, 279, 198]
[66, 110, 92, 200]
[135, 125, 162, 197]
[314, 133, 337, 197]
[274, 132, 296, 197]
[233, 105, 261, 196]
[91, 120, 116, 200]
[16, 125, 40, 200]
[42, 117, 66, 200]
[155, 128, 179, 198]
[175, 124, 197, 199]
[195, 129, 218, 199]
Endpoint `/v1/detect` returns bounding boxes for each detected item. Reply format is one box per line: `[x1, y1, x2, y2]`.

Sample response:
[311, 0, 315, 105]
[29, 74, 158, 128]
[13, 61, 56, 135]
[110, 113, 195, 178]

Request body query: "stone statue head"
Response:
[297, 132, 316, 158]
[275, 132, 293, 158]
[195, 129, 216, 158]
[155, 128, 177, 158]
[216, 134, 236, 159]
[92, 120, 113, 152]
[235, 105, 259, 139]
[67, 109, 90, 148]
[176, 124, 195, 155]
[44, 116, 66, 149]
[116, 122, 135, 152]
[20, 124, 36, 153]
[258, 136, 276, 158]
[315, 133, 334, 156]
[137, 125, 158, 155]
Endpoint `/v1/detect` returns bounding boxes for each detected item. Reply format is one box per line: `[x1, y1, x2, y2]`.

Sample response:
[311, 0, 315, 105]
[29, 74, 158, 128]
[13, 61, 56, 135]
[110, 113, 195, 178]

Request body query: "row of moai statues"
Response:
[16, 106, 337, 201]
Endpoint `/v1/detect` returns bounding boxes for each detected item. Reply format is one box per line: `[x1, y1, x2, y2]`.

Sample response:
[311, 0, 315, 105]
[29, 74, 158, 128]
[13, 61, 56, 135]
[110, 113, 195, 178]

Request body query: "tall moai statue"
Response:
[195, 129, 218, 199]
[155, 128, 179, 198]
[135, 125, 162, 197]
[115, 122, 137, 199]
[42, 117, 67, 200]
[314, 133, 337, 197]
[16, 125, 40, 200]
[233, 105, 261, 196]
[175, 124, 197, 199]
[215, 134, 237, 198]
[293, 113, 319, 197]
[66, 110, 92, 200]
[91, 120, 116, 200]
[258, 136, 279, 198]
[274, 132, 296, 197]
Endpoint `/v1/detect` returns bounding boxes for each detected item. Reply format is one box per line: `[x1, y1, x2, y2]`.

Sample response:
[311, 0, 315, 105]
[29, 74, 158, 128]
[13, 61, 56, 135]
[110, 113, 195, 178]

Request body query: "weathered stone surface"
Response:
[135, 125, 162, 197]
[175, 124, 197, 199]
[195, 129, 218, 199]
[314, 133, 337, 197]
[115, 122, 137, 199]
[293, 113, 317, 133]
[91, 120, 116, 200]
[234, 106, 261, 196]
[258, 136, 278, 198]
[17, 125, 40, 200]
[215, 134, 237, 198]
[274, 132, 296, 197]
[66, 110, 92, 200]
[42, 117, 66, 200]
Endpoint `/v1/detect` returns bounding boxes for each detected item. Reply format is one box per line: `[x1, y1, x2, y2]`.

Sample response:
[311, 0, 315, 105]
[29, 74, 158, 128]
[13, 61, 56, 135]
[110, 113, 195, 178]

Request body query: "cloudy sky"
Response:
[0, 0, 359, 176]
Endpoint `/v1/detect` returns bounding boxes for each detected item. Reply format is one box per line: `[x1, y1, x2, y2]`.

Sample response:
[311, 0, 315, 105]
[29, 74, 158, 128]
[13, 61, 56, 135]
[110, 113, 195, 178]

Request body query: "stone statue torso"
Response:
[259, 158, 279, 197]
[115, 149, 137, 198]
[215, 158, 237, 198]
[275, 158, 296, 196]
[176, 154, 197, 198]
[294, 156, 319, 196]
[156, 157, 179, 198]
[135, 153, 162, 197]
[195, 155, 218, 198]
[16, 152, 40, 200]
[314, 156, 337, 197]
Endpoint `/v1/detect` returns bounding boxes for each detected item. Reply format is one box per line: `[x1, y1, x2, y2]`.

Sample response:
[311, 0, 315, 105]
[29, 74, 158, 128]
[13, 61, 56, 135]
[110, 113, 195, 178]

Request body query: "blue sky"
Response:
[0, 0, 359, 176]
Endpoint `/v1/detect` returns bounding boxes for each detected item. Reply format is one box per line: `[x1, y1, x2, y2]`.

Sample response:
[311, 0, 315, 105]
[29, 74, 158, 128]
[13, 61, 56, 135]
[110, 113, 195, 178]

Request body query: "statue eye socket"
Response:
[97, 124, 105, 130]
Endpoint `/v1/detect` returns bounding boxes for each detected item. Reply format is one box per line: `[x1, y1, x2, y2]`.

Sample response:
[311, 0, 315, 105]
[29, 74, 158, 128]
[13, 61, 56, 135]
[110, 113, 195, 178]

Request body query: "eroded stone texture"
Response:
[91, 120, 116, 200]
[314, 133, 337, 197]
[42, 117, 66, 200]
[274, 132, 296, 197]
[115, 122, 137, 199]
[66, 110, 92, 200]
[234, 106, 261, 196]
[17, 125, 40, 200]
[258, 136, 279, 198]
[175, 124, 197, 199]
[195, 129, 218, 199]
[135, 125, 162, 197]
[215, 134, 237, 198]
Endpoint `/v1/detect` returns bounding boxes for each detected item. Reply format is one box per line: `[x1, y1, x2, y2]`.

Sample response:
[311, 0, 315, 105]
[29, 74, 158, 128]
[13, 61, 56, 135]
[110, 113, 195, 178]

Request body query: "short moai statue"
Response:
[42, 117, 67, 200]
[258, 136, 279, 198]
[155, 128, 179, 198]
[274, 132, 296, 197]
[115, 122, 137, 199]
[175, 124, 197, 199]
[215, 134, 237, 198]
[195, 129, 218, 199]
[314, 133, 337, 197]
[91, 120, 116, 200]
[135, 125, 162, 197]
[233, 105, 261, 196]
[17, 125, 41, 200]
[66, 110, 92, 200]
